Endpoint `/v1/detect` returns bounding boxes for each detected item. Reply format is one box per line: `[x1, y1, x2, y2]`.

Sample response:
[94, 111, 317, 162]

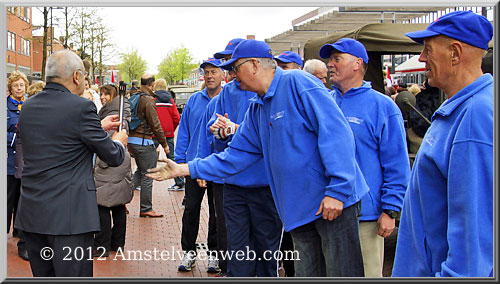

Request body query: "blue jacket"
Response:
[189, 68, 369, 231]
[331, 82, 409, 221]
[7, 96, 22, 175]
[392, 74, 494, 277]
[175, 89, 214, 163]
[197, 80, 268, 188]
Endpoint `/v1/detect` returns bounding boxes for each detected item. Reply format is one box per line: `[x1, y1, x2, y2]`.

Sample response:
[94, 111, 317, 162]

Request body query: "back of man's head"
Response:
[304, 59, 327, 75]
[141, 74, 155, 87]
[131, 79, 139, 88]
[45, 50, 84, 83]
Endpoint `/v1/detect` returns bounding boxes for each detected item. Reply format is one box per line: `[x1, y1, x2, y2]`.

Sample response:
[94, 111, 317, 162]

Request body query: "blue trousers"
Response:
[290, 202, 364, 277]
[223, 184, 282, 277]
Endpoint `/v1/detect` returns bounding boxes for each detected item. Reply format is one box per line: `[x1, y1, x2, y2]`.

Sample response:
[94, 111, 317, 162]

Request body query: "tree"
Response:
[57, 7, 76, 49]
[41, 7, 49, 81]
[95, 22, 115, 85]
[157, 45, 197, 84]
[117, 49, 148, 83]
[71, 7, 94, 60]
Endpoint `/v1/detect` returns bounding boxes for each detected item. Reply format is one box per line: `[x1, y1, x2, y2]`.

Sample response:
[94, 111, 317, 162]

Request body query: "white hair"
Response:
[303, 59, 327, 74]
[257, 58, 277, 69]
[45, 50, 84, 82]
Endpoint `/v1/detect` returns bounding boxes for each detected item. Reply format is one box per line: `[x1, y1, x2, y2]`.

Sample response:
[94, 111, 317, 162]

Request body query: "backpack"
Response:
[128, 92, 146, 131]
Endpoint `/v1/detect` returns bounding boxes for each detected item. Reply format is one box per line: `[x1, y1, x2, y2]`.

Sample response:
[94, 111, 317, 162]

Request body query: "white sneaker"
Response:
[207, 254, 221, 273]
[178, 251, 196, 272]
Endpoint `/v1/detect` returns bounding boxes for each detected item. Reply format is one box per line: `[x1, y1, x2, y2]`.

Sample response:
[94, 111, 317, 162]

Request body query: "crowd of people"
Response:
[6, 10, 493, 278]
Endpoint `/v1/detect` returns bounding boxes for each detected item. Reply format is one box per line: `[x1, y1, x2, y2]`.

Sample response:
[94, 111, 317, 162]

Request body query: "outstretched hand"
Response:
[146, 158, 190, 181]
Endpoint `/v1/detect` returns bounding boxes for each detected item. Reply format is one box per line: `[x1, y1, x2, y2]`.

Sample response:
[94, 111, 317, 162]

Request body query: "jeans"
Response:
[223, 184, 282, 277]
[153, 137, 184, 187]
[8, 175, 26, 252]
[129, 143, 157, 213]
[290, 202, 364, 277]
[212, 182, 227, 273]
[180, 177, 217, 253]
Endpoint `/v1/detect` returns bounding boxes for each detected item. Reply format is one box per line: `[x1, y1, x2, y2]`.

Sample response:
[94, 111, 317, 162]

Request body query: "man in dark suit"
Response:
[14, 50, 128, 277]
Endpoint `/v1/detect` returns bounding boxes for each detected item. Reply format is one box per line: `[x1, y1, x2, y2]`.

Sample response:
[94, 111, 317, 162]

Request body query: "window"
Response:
[19, 37, 30, 56]
[7, 31, 16, 51]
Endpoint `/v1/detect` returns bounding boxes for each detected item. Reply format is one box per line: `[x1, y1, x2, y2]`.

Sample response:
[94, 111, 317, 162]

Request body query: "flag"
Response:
[95, 76, 98, 86]
[111, 70, 115, 83]
[386, 66, 391, 80]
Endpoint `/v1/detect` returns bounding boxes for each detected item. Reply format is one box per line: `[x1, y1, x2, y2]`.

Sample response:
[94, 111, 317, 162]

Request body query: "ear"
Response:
[353, 58, 363, 72]
[72, 70, 80, 86]
[450, 42, 463, 66]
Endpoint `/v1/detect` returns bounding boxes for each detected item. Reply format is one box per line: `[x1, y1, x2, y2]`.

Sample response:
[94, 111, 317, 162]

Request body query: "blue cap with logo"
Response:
[405, 10, 492, 50]
[214, 38, 245, 59]
[319, 38, 369, 63]
[218, 39, 274, 70]
[200, 58, 222, 69]
[274, 51, 304, 67]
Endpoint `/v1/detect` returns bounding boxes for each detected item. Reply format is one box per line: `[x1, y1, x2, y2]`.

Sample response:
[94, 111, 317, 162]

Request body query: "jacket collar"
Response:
[432, 74, 493, 121]
[331, 81, 372, 98]
[43, 82, 73, 94]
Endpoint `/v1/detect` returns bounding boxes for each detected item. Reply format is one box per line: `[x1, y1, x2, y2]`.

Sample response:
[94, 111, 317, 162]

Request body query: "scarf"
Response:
[9, 95, 26, 111]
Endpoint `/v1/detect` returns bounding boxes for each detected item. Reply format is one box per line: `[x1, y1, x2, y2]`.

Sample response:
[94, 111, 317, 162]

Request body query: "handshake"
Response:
[210, 113, 238, 140]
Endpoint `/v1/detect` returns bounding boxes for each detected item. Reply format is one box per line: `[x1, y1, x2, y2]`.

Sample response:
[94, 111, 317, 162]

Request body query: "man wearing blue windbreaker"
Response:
[319, 38, 410, 277]
[392, 11, 493, 277]
[175, 58, 223, 272]
[148, 39, 370, 277]
[194, 38, 282, 277]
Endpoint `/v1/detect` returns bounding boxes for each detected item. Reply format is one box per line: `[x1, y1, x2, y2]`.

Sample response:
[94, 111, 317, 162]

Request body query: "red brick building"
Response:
[31, 27, 66, 78]
[6, 6, 33, 78]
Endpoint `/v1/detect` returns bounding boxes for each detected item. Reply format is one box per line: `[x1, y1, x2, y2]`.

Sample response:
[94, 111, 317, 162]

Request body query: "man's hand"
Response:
[111, 129, 128, 148]
[315, 196, 344, 221]
[164, 146, 170, 156]
[212, 113, 237, 140]
[377, 212, 396, 238]
[101, 114, 121, 132]
[197, 179, 207, 188]
[146, 158, 190, 181]
[209, 113, 229, 135]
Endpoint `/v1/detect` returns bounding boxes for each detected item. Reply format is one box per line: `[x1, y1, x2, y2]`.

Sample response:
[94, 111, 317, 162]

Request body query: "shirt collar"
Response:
[432, 74, 493, 120]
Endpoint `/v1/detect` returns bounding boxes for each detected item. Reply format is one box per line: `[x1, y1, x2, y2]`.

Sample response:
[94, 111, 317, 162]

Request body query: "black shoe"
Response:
[110, 246, 123, 252]
[93, 248, 109, 258]
[12, 229, 19, 238]
[18, 250, 29, 261]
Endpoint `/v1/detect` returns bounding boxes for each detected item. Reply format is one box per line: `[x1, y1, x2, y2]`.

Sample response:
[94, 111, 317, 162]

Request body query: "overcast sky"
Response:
[33, 7, 318, 74]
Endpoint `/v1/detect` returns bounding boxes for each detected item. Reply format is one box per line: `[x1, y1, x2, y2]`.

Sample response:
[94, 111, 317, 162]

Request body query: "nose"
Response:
[418, 51, 427, 62]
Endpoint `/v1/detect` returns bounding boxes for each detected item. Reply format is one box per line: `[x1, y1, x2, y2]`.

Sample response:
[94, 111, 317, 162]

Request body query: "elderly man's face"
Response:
[313, 69, 328, 84]
[419, 36, 453, 90]
[233, 58, 255, 92]
[75, 64, 87, 96]
[203, 66, 223, 91]
[327, 52, 358, 88]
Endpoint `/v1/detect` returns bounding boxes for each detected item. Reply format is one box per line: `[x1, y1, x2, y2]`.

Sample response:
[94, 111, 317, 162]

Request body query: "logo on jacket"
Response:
[346, 116, 363, 124]
[425, 133, 435, 146]
[271, 111, 285, 121]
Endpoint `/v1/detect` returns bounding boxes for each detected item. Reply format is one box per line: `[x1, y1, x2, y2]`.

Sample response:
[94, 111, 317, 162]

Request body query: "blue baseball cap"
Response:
[274, 51, 303, 67]
[405, 11, 492, 50]
[319, 38, 369, 64]
[200, 58, 222, 69]
[214, 38, 245, 59]
[218, 39, 274, 70]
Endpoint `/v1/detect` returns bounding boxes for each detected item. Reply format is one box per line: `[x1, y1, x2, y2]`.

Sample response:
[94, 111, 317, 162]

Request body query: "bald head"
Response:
[141, 74, 155, 87]
[46, 50, 85, 82]
[45, 50, 86, 96]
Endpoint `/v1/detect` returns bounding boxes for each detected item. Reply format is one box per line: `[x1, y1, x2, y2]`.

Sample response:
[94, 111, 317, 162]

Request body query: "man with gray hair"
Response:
[303, 59, 328, 85]
[15, 50, 128, 277]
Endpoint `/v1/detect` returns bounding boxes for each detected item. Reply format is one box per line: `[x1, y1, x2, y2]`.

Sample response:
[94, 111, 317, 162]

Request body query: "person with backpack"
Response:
[128, 74, 169, 218]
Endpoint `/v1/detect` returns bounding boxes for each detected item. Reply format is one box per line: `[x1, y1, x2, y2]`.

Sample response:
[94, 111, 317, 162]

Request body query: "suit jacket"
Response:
[14, 83, 125, 235]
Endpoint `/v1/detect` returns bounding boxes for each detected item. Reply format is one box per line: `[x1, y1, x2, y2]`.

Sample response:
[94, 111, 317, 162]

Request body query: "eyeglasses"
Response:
[231, 59, 252, 73]
[78, 69, 89, 76]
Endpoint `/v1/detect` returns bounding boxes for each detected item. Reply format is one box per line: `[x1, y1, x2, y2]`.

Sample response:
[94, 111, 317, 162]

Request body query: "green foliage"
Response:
[157, 45, 198, 84]
[117, 48, 148, 83]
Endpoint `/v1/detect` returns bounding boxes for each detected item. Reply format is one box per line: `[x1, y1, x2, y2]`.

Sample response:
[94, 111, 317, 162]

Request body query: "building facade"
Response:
[7, 6, 33, 77]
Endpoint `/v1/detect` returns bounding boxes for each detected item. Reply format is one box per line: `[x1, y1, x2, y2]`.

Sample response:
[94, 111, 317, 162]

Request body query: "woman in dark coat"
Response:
[93, 84, 133, 257]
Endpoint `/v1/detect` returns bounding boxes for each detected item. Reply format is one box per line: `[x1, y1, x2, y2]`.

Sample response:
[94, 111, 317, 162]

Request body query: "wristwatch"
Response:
[383, 210, 399, 219]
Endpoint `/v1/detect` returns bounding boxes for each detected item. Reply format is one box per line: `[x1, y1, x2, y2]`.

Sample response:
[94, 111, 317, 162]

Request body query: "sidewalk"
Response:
[7, 157, 220, 278]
